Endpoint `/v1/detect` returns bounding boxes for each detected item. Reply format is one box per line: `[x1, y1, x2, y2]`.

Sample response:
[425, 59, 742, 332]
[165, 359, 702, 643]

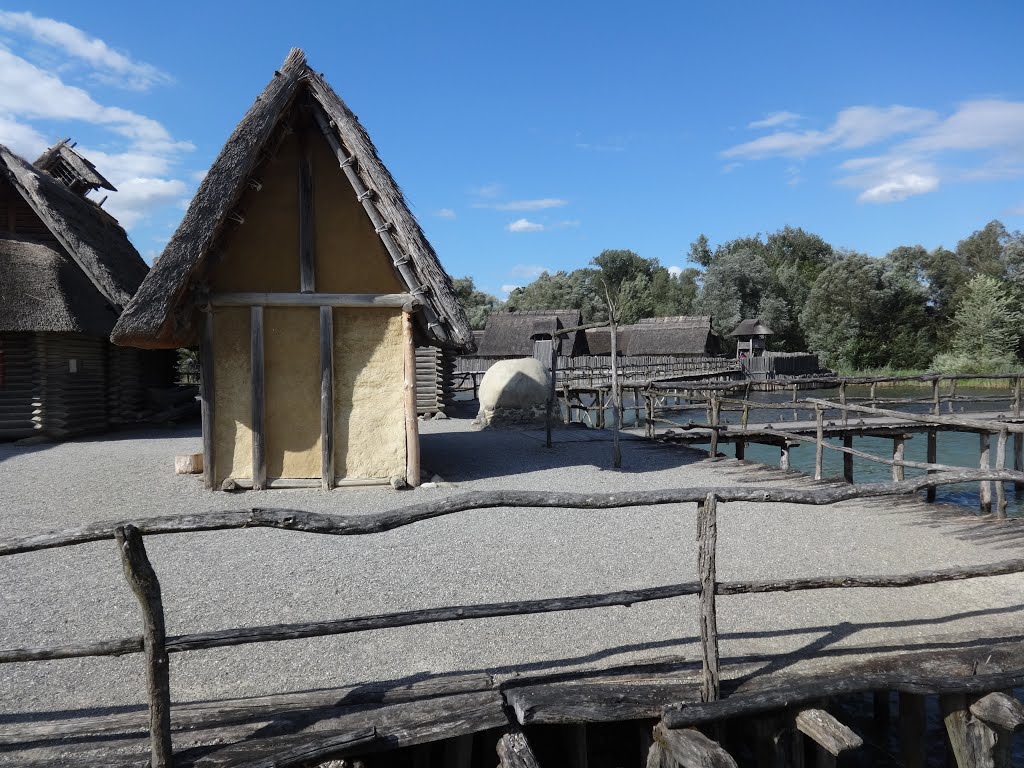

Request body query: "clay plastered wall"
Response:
[264, 307, 321, 479]
[311, 130, 405, 294]
[212, 308, 252, 484]
[334, 308, 405, 479]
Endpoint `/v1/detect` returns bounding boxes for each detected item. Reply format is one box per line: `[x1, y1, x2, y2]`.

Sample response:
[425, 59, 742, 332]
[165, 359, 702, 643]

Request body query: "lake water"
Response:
[611, 384, 1023, 518]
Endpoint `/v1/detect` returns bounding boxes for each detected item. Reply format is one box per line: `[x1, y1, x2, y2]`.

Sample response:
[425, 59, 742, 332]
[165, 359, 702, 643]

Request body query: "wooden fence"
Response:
[3, 470, 1024, 766]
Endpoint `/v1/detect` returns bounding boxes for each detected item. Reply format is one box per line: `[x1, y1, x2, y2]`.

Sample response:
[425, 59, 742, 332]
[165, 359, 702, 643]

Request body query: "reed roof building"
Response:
[0, 142, 172, 439]
[112, 49, 472, 490]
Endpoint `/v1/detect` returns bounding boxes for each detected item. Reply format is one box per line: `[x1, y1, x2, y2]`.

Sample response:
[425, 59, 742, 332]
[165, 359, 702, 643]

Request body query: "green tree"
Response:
[452, 276, 503, 330]
[933, 274, 1022, 372]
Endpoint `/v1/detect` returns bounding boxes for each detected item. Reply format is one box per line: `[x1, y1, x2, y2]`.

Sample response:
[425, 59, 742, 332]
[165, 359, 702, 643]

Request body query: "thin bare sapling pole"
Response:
[605, 287, 622, 469]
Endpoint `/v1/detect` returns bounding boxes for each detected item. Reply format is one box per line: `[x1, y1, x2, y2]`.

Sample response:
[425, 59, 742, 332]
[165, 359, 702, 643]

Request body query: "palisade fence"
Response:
[3, 471, 1024, 766]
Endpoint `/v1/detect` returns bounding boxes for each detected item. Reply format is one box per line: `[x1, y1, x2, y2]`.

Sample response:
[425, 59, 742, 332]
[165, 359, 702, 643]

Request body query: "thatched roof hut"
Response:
[112, 49, 471, 490]
[731, 318, 774, 358]
[111, 48, 472, 353]
[475, 310, 586, 358]
[0, 143, 172, 439]
[585, 316, 721, 357]
[731, 319, 774, 338]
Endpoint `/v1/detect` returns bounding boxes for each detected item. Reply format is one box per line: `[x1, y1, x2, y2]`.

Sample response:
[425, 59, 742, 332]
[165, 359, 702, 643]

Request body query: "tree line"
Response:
[454, 220, 1024, 373]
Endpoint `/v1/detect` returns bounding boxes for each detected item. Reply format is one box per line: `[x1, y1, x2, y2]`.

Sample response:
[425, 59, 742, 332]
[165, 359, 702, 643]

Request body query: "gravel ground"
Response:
[1, 415, 1023, 727]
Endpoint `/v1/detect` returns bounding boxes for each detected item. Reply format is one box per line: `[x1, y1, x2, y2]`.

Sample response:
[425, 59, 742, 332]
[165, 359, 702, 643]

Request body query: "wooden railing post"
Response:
[995, 428, 1007, 518]
[980, 432, 992, 514]
[709, 395, 720, 458]
[839, 382, 848, 426]
[948, 378, 957, 413]
[932, 377, 940, 416]
[926, 429, 938, 502]
[115, 525, 172, 768]
[892, 436, 906, 482]
[1014, 375, 1021, 418]
[843, 434, 854, 483]
[697, 493, 720, 703]
[814, 405, 824, 480]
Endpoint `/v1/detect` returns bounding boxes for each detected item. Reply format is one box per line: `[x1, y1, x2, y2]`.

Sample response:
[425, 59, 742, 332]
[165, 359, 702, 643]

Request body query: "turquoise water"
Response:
[612, 384, 1022, 517]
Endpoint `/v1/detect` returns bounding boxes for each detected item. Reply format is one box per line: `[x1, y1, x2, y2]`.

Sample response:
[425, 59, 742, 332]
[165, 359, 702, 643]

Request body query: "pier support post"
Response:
[926, 429, 938, 502]
[942, 692, 1013, 768]
[735, 438, 745, 460]
[899, 692, 928, 768]
[1014, 375, 1021, 418]
[814, 406, 824, 480]
[843, 434, 854, 483]
[840, 382, 848, 426]
[1014, 432, 1023, 495]
[892, 435, 906, 482]
[980, 432, 992, 514]
[995, 428, 1007, 518]
[932, 377, 941, 416]
[709, 395, 720, 458]
[780, 441, 792, 471]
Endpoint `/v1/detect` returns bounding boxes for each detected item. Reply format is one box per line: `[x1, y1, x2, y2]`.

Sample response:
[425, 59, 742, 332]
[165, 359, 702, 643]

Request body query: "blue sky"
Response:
[3, 1, 1023, 297]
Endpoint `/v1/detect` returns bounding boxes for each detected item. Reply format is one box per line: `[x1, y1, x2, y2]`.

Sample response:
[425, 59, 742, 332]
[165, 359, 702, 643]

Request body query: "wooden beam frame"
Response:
[199, 312, 215, 490]
[250, 306, 266, 491]
[404, 310, 420, 487]
[211, 292, 414, 308]
[320, 306, 334, 490]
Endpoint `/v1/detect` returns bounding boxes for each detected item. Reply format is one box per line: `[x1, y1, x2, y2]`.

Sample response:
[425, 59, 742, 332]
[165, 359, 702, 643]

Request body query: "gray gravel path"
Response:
[1, 417, 1022, 727]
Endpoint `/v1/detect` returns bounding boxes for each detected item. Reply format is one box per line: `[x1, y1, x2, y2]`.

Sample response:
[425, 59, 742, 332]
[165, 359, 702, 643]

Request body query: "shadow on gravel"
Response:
[421, 424, 703, 482]
[0, 422, 200, 464]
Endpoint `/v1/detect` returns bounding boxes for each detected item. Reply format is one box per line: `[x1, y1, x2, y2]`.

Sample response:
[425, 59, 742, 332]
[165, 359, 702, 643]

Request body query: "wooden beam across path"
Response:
[804, 397, 1024, 434]
[210, 292, 415, 308]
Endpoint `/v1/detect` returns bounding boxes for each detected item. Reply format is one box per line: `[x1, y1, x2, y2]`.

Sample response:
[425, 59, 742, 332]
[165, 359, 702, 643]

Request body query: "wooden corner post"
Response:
[116, 525, 172, 768]
[199, 311, 215, 490]
[403, 310, 420, 487]
[250, 305, 266, 491]
[320, 306, 334, 490]
[697, 492, 720, 702]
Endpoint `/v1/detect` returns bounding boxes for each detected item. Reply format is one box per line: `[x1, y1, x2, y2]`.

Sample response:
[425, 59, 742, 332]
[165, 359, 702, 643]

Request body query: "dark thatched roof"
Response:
[586, 315, 721, 356]
[0, 236, 121, 335]
[0, 144, 148, 314]
[731, 318, 774, 337]
[111, 48, 473, 352]
[34, 141, 117, 193]
[475, 310, 585, 357]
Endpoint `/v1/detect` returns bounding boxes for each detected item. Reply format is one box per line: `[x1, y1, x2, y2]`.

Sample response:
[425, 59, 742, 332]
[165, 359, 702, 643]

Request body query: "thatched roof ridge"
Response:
[111, 48, 473, 351]
[34, 141, 117, 192]
[635, 315, 712, 329]
[731, 318, 774, 337]
[0, 236, 121, 335]
[587, 315, 721, 356]
[475, 309, 584, 357]
[0, 145, 147, 311]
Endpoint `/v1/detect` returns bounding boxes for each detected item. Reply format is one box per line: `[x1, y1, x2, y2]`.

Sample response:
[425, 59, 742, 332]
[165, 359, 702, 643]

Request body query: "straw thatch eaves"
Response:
[34, 140, 117, 195]
[0, 145, 147, 313]
[475, 310, 585, 357]
[731, 318, 774, 337]
[111, 48, 473, 352]
[585, 315, 721, 356]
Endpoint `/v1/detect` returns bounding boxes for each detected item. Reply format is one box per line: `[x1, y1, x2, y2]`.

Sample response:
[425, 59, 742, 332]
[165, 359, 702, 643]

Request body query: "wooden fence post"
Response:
[926, 429, 937, 503]
[1014, 375, 1021, 418]
[948, 379, 957, 413]
[645, 393, 654, 439]
[1015, 431, 1024, 495]
[814, 406, 824, 480]
[709, 395, 720, 458]
[697, 493, 720, 703]
[840, 381, 848, 426]
[892, 436, 906, 482]
[995, 428, 1007, 518]
[980, 432, 992, 514]
[932, 377, 940, 416]
[843, 434, 854, 483]
[115, 525, 172, 768]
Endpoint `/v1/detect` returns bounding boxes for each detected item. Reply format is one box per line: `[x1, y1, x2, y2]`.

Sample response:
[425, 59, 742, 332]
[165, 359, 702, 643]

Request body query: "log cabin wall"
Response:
[205, 116, 408, 486]
[36, 332, 108, 438]
[0, 333, 40, 439]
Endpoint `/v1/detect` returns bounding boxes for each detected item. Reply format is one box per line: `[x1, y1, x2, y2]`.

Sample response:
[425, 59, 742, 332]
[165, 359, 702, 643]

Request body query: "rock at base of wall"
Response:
[175, 453, 204, 474]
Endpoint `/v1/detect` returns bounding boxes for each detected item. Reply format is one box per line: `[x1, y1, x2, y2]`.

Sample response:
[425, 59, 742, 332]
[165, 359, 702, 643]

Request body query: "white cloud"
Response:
[500, 284, 522, 296]
[748, 111, 802, 129]
[509, 265, 548, 277]
[721, 162, 741, 174]
[477, 198, 568, 211]
[722, 105, 937, 159]
[667, 265, 683, 277]
[905, 99, 1024, 153]
[507, 218, 544, 233]
[0, 22, 192, 231]
[191, 169, 208, 183]
[858, 174, 939, 203]
[470, 182, 503, 198]
[839, 156, 940, 204]
[434, 207, 456, 219]
[0, 11, 171, 90]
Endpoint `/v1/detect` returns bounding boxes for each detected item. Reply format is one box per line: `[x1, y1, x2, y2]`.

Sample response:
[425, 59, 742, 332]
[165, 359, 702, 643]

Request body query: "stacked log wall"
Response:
[36, 332, 109, 438]
[415, 346, 455, 415]
[0, 333, 41, 439]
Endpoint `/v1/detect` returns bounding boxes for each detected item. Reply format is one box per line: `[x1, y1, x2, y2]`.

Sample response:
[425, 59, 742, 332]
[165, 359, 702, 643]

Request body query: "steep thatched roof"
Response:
[475, 310, 585, 357]
[731, 318, 774, 337]
[0, 144, 148, 314]
[0, 236, 121, 335]
[111, 48, 472, 352]
[587, 315, 721, 356]
[34, 140, 117, 193]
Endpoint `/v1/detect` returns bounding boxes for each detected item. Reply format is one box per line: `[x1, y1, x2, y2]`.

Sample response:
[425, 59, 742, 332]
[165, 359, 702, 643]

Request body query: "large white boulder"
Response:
[476, 358, 551, 427]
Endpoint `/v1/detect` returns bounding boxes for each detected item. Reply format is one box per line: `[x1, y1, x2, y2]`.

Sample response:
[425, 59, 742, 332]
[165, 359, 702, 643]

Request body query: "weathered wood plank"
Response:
[320, 306, 334, 490]
[250, 305, 266, 491]
[806, 397, 1024, 434]
[698, 493, 720, 703]
[969, 691, 1024, 732]
[298, 136, 315, 293]
[404, 310, 420, 488]
[115, 525, 172, 768]
[653, 722, 736, 768]
[794, 708, 862, 756]
[497, 727, 541, 768]
[200, 312, 215, 490]
[211, 292, 414, 307]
